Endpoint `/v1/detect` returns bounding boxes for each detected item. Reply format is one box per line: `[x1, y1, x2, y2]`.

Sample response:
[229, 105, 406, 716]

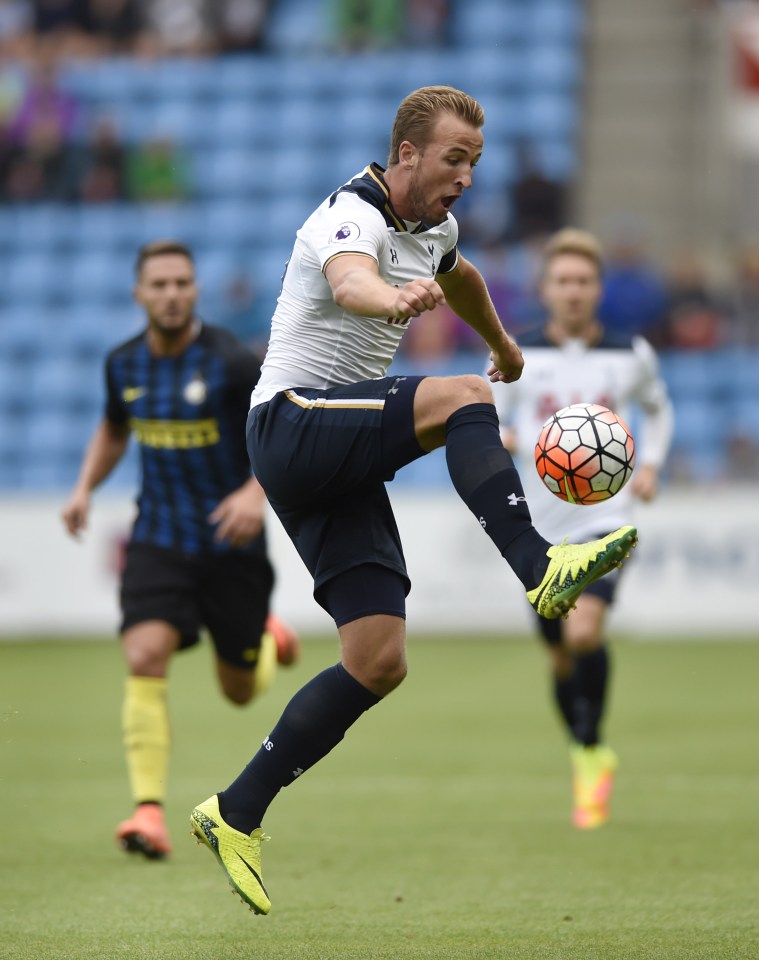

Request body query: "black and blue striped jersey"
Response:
[105, 323, 265, 556]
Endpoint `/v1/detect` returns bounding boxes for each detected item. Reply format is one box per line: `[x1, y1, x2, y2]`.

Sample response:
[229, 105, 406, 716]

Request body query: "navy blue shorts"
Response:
[247, 376, 426, 616]
[535, 551, 625, 646]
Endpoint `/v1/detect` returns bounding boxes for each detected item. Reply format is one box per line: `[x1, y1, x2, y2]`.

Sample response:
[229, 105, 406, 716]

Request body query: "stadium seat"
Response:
[5, 251, 69, 305]
[193, 147, 262, 199]
[264, 0, 330, 52]
[205, 97, 276, 147]
[449, 0, 524, 47]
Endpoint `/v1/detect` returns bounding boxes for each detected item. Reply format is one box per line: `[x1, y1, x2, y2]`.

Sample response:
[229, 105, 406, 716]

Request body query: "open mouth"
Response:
[441, 195, 459, 210]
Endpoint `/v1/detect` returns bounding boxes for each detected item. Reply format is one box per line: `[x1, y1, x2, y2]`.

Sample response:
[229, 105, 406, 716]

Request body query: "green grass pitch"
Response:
[1, 634, 757, 959]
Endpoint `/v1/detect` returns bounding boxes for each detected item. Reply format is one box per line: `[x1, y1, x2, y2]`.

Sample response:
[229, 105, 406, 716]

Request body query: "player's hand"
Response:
[390, 278, 446, 321]
[630, 464, 658, 502]
[208, 489, 265, 547]
[62, 489, 90, 538]
[486, 336, 524, 384]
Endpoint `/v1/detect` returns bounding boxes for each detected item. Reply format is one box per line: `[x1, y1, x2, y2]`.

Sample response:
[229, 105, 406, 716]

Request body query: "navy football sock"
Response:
[219, 663, 380, 834]
[553, 672, 578, 736]
[572, 646, 610, 747]
[445, 403, 550, 587]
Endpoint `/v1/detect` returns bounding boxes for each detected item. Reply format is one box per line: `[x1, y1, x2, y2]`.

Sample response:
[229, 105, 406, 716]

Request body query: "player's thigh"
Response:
[120, 542, 202, 660]
[246, 377, 428, 503]
[275, 481, 411, 613]
[199, 552, 274, 670]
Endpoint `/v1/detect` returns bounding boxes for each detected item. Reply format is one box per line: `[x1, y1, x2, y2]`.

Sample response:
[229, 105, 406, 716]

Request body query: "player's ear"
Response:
[398, 140, 418, 168]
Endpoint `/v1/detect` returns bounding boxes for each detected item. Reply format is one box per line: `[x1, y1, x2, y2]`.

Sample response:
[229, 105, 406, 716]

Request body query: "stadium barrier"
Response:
[0, 489, 756, 638]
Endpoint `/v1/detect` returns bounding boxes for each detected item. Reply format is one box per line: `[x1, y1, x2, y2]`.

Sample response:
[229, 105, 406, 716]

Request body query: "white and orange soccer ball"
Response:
[534, 403, 635, 505]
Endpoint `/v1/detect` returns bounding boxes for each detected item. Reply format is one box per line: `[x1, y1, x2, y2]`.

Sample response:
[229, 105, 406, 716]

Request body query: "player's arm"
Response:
[437, 254, 523, 384]
[62, 418, 130, 537]
[208, 475, 266, 547]
[325, 253, 444, 320]
[630, 337, 676, 502]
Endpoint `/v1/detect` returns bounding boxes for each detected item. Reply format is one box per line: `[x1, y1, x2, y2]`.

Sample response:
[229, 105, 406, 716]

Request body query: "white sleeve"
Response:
[632, 336, 675, 470]
[311, 193, 388, 271]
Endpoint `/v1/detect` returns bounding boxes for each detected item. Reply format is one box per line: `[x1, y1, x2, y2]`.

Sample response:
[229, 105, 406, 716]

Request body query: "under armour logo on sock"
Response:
[508, 493, 527, 505]
[292, 767, 304, 778]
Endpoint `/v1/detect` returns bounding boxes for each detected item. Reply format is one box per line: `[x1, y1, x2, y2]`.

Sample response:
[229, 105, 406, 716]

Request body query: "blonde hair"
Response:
[387, 85, 484, 166]
[543, 228, 604, 276]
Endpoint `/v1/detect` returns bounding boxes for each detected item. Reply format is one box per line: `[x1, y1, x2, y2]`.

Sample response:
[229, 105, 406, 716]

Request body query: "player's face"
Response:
[135, 254, 197, 336]
[404, 113, 483, 225]
[541, 253, 602, 333]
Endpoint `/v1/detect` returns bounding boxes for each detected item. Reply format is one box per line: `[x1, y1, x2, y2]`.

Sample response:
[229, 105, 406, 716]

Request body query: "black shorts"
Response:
[120, 542, 275, 669]
[535, 556, 625, 646]
[246, 376, 426, 615]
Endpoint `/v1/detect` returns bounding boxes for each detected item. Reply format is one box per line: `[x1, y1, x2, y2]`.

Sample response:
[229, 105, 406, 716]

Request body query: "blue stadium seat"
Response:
[529, 0, 584, 42]
[193, 147, 260, 199]
[140, 97, 206, 147]
[65, 249, 132, 305]
[264, 0, 330, 52]
[0, 309, 48, 362]
[27, 355, 103, 413]
[8, 205, 76, 251]
[205, 97, 276, 147]
[449, 0, 524, 47]
[523, 42, 582, 91]
[5, 251, 69, 305]
[523, 92, 578, 138]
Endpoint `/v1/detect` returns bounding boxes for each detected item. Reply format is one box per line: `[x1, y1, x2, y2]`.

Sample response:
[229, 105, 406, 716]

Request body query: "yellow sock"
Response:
[122, 676, 170, 806]
[253, 630, 277, 697]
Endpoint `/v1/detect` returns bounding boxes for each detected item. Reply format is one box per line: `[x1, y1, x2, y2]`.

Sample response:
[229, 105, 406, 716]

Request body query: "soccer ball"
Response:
[534, 403, 635, 504]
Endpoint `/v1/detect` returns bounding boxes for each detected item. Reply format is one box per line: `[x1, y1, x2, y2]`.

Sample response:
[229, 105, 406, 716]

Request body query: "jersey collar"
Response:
[331, 162, 437, 234]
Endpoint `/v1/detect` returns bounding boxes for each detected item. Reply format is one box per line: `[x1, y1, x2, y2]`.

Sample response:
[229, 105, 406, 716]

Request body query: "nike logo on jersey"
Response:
[122, 386, 147, 403]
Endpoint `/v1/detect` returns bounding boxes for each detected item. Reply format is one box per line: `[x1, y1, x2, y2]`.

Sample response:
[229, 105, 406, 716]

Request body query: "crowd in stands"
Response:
[1, 0, 758, 487]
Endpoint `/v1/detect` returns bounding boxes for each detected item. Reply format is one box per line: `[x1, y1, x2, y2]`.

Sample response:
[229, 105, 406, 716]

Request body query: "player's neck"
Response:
[545, 317, 603, 346]
[147, 318, 201, 357]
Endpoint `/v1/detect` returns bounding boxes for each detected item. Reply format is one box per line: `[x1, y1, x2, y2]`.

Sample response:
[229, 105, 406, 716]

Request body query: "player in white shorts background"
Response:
[490, 227, 674, 829]
[189, 87, 639, 913]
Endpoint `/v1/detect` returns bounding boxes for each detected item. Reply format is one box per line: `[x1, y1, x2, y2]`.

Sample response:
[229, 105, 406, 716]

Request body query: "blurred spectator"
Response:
[79, 0, 145, 55]
[406, 0, 448, 47]
[126, 135, 188, 202]
[727, 243, 759, 346]
[76, 115, 127, 202]
[142, 0, 214, 55]
[332, 0, 404, 51]
[0, 0, 33, 57]
[598, 229, 668, 338]
[510, 142, 567, 242]
[212, 0, 270, 53]
[1, 48, 83, 200]
[216, 271, 273, 353]
[658, 251, 728, 350]
[399, 303, 460, 363]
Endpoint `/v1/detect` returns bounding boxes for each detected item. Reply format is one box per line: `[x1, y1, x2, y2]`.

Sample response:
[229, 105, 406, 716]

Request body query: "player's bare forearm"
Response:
[326, 254, 444, 320]
[74, 419, 130, 494]
[63, 420, 129, 536]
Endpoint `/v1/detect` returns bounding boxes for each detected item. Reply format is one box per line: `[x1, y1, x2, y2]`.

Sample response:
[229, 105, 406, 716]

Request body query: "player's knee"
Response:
[222, 680, 255, 706]
[567, 632, 602, 657]
[363, 648, 408, 696]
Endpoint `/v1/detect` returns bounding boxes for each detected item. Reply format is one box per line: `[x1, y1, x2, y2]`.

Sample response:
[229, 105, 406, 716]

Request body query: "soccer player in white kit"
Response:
[491, 228, 674, 829]
[189, 88, 639, 913]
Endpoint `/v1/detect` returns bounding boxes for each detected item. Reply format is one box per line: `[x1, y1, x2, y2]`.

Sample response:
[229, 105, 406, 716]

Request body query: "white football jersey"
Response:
[252, 163, 459, 407]
[491, 328, 674, 542]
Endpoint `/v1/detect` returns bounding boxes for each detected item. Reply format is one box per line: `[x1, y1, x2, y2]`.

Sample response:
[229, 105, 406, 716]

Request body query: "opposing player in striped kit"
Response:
[63, 241, 299, 859]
